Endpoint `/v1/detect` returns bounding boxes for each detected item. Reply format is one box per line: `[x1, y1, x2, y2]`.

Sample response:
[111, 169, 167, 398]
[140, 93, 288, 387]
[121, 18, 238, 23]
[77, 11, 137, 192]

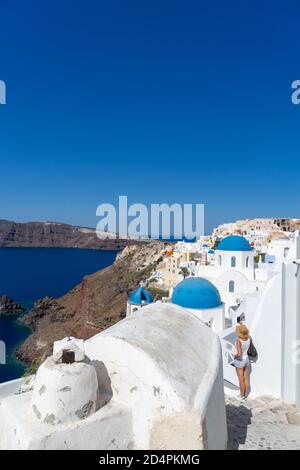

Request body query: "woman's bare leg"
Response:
[243, 365, 249, 397]
[236, 367, 245, 398]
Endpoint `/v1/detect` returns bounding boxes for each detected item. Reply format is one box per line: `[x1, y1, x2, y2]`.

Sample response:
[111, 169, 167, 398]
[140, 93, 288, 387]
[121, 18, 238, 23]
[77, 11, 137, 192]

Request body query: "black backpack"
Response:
[248, 337, 258, 362]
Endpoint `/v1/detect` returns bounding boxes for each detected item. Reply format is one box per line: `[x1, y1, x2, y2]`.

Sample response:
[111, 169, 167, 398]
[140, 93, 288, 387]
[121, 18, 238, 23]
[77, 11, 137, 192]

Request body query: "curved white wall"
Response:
[85, 302, 227, 450]
[221, 273, 283, 399]
[215, 269, 258, 314]
[246, 273, 283, 397]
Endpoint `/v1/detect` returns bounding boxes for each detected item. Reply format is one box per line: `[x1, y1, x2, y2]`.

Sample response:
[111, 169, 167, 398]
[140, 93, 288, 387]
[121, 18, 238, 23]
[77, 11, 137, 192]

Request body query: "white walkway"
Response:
[226, 396, 300, 450]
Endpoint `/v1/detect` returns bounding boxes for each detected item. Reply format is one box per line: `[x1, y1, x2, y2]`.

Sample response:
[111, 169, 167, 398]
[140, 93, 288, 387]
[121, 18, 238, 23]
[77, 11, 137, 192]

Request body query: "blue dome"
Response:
[171, 277, 222, 309]
[208, 249, 215, 254]
[129, 287, 153, 305]
[217, 235, 252, 252]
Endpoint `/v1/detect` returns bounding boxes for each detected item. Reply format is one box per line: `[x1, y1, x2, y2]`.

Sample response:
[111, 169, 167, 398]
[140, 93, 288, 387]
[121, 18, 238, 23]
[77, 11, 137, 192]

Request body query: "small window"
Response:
[246, 257, 249, 268]
[284, 247, 289, 258]
[218, 255, 222, 266]
[229, 280, 235, 293]
[231, 256, 236, 268]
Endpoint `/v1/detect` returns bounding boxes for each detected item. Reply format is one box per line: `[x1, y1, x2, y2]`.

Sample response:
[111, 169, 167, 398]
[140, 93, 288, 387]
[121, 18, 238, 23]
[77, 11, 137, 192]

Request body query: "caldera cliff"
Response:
[16, 241, 168, 364]
[0, 220, 140, 250]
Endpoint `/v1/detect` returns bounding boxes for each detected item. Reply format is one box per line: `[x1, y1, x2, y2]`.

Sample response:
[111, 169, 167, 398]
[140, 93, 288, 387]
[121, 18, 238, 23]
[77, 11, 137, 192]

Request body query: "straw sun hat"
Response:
[236, 323, 250, 341]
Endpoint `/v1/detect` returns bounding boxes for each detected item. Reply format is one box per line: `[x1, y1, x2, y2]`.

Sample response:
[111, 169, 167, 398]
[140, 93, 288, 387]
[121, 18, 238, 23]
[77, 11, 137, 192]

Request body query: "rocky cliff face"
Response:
[0, 220, 139, 250]
[0, 296, 25, 315]
[16, 241, 168, 364]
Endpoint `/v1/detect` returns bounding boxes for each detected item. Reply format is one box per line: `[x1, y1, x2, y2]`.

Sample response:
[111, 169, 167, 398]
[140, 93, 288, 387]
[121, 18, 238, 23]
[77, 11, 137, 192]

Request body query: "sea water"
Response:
[0, 248, 117, 383]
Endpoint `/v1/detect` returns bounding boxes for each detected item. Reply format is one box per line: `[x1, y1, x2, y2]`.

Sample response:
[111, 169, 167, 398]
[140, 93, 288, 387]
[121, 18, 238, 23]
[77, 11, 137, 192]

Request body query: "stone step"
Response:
[224, 380, 240, 398]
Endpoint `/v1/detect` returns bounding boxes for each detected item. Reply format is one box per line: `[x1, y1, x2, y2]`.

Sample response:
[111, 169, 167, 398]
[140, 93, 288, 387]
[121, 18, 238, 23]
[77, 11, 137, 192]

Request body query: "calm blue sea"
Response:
[0, 248, 117, 383]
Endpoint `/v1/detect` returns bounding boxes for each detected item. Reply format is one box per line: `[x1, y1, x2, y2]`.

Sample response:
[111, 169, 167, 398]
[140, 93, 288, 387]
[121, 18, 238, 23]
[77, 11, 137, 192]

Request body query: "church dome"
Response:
[171, 277, 222, 309]
[217, 235, 252, 252]
[129, 287, 153, 305]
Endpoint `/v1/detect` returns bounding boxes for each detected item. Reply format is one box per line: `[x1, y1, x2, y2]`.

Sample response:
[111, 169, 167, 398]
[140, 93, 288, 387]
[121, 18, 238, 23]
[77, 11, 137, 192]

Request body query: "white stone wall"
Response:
[221, 253, 300, 409]
[214, 250, 255, 277]
[196, 265, 262, 314]
[182, 304, 225, 333]
[246, 273, 283, 398]
[126, 302, 141, 317]
[267, 240, 292, 263]
[85, 303, 228, 450]
[220, 272, 283, 398]
[214, 270, 259, 314]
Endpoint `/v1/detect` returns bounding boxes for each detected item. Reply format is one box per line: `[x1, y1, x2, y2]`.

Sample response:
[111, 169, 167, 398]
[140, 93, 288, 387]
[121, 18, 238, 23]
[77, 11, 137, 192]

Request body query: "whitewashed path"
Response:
[226, 395, 300, 450]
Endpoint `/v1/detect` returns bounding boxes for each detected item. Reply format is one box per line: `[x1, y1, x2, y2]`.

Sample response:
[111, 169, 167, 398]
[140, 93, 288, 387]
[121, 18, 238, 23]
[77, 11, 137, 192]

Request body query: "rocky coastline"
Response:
[16, 241, 169, 365]
[0, 295, 25, 315]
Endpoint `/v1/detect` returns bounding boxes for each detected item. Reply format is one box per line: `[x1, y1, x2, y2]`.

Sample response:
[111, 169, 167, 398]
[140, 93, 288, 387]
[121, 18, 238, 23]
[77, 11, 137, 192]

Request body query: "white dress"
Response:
[234, 338, 250, 369]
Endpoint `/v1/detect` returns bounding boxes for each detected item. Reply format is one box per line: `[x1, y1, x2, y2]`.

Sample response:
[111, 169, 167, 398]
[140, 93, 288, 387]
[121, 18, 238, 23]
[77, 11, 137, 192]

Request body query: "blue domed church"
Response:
[171, 277, 225, 332]
[215, 235, 253, 272]
[195, 234, 257, 323]
[126, 287, 153, 316]
[217, 235, 252, 252]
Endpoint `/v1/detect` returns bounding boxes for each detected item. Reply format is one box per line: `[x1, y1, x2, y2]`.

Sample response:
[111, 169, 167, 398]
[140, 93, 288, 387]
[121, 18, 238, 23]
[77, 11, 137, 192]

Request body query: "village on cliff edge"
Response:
[0, 217, 300, 450]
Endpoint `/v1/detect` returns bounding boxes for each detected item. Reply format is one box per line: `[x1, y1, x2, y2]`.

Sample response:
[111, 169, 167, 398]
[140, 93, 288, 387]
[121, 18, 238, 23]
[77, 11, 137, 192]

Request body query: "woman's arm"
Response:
[235, 339, 242, 359]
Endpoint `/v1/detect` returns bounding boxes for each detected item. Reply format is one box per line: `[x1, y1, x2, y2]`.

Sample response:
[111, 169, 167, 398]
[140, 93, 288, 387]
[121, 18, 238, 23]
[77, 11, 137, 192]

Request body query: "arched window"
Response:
[229, 280, 235, 293]
[246, 256, 249, 268]
[218, 255, 222, 266]
[231, 256, 236, 268]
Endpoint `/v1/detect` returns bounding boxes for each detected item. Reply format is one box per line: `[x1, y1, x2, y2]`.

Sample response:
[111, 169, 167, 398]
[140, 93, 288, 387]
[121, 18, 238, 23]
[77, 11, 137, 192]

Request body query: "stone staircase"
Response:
[226, 395, 300, 450]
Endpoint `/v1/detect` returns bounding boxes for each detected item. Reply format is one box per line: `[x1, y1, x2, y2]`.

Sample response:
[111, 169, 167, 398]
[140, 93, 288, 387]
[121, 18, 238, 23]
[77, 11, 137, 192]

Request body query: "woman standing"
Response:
[234, 323, 251, 401]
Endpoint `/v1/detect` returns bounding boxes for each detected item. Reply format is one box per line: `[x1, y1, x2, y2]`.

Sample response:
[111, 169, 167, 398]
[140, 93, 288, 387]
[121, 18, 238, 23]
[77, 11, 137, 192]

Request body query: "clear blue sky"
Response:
[0, 0, 299, 234]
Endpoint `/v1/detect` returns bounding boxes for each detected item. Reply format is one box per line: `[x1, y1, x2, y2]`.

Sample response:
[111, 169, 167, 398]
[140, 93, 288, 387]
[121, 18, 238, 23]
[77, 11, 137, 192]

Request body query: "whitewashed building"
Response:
[170, 277, 225, 333]
[220, 232, 300, 410]
[126, 286, 153, 316]
[195, 235, 262, 316]
[0, 303, 227, 450]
